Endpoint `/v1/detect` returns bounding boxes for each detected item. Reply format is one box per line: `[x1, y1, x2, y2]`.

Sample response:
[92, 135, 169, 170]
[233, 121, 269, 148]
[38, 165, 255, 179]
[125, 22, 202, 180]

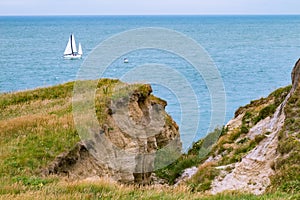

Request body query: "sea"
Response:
[1, 15, 300, 150]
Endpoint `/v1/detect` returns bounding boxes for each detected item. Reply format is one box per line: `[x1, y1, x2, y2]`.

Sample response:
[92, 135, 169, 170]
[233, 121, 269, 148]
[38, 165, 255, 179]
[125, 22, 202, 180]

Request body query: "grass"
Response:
[0, 80, 299, 199]
[0, 82, 74, 109]
[210, 86, 292, 167]
[0, 83, 80, 190]
[157, 85, 296, 194]
[268, 84, 300, 194]
[0, 178, 298, 200]
[253, 104, 277, 125]
[0, 79, 162, 183]
[234, 85, 291, 122]
[187, 162, 220, 192]
[154, 144, 205, 184]
[154, 128, 223, 184]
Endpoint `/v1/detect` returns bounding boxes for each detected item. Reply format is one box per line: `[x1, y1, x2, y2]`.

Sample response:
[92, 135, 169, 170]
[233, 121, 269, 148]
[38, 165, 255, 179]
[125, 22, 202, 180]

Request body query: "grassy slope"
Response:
[155, 85, 299, 198]
[155, 86, 291, 182]
[0, 81, 299, 199]
[0, 82, 79, 182]
[269, 84, 300, 193]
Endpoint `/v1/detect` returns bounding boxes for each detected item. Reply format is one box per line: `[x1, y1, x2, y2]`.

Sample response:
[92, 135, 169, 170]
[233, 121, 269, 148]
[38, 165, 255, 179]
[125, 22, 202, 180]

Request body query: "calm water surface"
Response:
[1, 15, 300, 149]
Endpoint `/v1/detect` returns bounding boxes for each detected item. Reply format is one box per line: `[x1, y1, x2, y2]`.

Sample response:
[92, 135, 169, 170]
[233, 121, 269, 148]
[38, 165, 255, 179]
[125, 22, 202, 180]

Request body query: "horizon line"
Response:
[1, 13, 300, 17]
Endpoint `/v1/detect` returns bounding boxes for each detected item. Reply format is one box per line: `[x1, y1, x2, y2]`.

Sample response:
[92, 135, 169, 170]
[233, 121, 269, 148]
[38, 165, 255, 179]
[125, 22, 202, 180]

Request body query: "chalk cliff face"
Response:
[43, 81, 182, 184]
[203, 59, 300, 195]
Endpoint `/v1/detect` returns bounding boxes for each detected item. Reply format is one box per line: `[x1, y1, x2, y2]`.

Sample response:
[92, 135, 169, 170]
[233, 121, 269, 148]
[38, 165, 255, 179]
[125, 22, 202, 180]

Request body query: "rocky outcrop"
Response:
[206, 59, 300, 195]
[43, 82, 181, 185]
[211, 106, 284, 194]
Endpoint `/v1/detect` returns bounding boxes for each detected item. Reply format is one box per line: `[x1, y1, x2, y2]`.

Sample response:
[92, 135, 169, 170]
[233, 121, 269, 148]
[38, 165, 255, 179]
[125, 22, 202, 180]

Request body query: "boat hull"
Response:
[63, 54, 82, 60]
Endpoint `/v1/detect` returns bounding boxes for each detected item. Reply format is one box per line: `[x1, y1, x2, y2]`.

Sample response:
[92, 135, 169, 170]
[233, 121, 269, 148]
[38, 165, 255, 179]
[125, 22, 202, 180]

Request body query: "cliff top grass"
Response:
[0, 80, 299, 199]
[0, 81, 79, 181]
[0, 79, 159, 184]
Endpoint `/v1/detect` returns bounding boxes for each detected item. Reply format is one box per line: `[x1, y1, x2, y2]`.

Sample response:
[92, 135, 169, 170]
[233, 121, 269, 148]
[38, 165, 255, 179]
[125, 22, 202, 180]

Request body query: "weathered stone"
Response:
[209, 59, 300, 195]
[43, 83, 181, 185]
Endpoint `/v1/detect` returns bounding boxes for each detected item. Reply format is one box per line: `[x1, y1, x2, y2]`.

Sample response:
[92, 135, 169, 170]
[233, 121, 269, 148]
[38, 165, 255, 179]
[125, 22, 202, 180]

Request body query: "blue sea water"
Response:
[1, 15, 300, 150]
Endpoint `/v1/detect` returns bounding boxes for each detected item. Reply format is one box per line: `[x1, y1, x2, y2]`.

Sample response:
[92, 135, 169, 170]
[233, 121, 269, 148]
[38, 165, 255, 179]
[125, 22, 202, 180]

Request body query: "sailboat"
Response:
[63, 34, 83, 59]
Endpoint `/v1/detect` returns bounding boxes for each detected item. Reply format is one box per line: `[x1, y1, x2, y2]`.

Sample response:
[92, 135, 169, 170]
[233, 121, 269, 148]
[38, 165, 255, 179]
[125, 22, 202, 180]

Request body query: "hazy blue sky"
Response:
[1, 0, 300, 15]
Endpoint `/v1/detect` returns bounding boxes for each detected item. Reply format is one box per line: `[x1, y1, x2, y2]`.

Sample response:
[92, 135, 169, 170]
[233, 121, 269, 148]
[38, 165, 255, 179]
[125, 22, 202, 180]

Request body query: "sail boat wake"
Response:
[63, 34, 83, 59]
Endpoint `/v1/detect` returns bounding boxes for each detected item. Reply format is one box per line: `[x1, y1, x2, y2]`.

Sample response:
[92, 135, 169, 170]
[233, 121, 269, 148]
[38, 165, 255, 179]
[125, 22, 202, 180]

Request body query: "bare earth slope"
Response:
[206, 59, 300, 194]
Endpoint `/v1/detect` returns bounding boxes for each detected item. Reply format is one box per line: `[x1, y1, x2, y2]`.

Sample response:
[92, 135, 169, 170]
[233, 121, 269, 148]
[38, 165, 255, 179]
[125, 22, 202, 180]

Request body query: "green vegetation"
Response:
[235, 85, 291, 125]
[1, 179, 298, 200]
[12, 176, 56, 188]
[187, 163, 220, 192]
[269, 85, 300, 194]
[218, 134, 266, 166]
[95, 79, 120, 124]
[156, 84, 296, 195]
[211, 85, 292, 166]
[0, 82, 74, 109]
[253, 104, 277, 124]
[0, 80, 298, 199]
[155, 139, 206, 184]
[155, 128, 223, 184]
[0, 82, 79, 184]
[0, 79, 159, 182]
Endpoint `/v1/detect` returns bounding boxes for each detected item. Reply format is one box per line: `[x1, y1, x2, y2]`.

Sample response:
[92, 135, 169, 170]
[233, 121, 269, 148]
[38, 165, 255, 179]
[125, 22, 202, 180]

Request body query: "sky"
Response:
[0, 0, 300, 16]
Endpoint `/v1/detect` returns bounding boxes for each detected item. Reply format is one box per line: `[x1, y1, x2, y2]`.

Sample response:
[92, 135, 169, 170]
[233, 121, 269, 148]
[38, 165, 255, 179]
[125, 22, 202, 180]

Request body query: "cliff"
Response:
[42, 80, 181, 184]
[1, 62, 299, 197]
[183, 59, 300, 195]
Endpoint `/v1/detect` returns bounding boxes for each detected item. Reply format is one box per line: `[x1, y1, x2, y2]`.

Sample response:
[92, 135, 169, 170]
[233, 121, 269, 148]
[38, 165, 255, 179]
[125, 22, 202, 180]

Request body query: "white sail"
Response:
[63, 34, 82, 59]
[78, 43, 83, 55]
[64, 37, 72, 55]
[71, 34, 77, 53]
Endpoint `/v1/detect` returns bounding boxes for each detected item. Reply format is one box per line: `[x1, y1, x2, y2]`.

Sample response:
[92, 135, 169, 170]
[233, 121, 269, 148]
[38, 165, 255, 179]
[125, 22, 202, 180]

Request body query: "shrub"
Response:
[155, 129, 223, 184]
[155, 155, 202, 184]
[254, 104, 277, 124]
[240, 125, 249, 134]
[228, 131, 242, 143]
[254, 134, 266, 144]
[187, 163, 219, 192]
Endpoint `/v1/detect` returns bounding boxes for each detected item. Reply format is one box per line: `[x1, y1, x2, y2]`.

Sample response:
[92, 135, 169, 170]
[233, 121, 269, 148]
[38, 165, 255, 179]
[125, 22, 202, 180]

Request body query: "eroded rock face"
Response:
[43, 83, 181, 185]
[41, 142, 110, 180]
[211, 106, 285, 195]
[209, 59, 300, 195]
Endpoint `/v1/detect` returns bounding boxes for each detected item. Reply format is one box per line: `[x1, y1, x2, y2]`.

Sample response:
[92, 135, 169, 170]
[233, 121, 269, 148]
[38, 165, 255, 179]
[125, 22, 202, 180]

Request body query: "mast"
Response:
[70, 34, 74, 54]
[71, 34, 77, 54]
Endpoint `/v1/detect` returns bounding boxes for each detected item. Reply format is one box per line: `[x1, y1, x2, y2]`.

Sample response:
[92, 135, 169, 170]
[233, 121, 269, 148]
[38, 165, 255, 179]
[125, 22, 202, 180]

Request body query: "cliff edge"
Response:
[202, 59, 300, 194]
[42, 80, 181, 185]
